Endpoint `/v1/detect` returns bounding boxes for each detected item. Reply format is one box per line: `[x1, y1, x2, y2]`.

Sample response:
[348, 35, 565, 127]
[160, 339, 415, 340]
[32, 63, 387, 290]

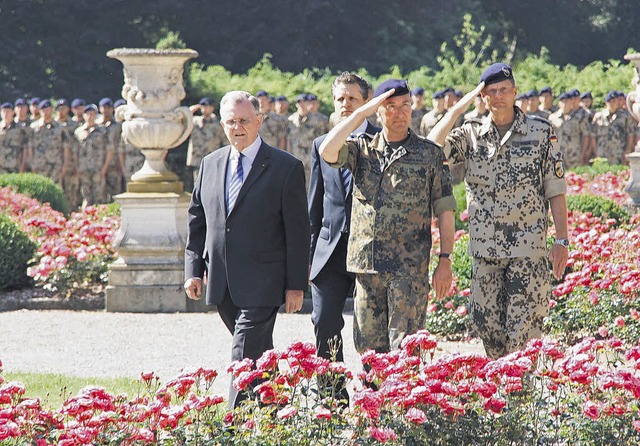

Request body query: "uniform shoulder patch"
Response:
[553, 158, 565, 178]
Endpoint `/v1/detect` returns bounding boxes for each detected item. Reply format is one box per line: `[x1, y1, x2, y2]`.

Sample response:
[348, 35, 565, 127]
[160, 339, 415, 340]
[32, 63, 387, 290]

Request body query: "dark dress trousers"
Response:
[185, 141, 310, 407]
[308, 122, 380, 362]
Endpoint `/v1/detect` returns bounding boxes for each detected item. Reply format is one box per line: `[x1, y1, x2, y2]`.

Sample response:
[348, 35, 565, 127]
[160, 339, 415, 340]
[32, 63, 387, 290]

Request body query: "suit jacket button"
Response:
[226, 228, 230, 232]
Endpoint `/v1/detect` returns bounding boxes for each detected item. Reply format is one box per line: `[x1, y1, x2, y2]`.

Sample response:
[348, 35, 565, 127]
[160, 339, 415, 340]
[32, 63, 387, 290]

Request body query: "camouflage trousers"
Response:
[79, 172, 105, 206]
[469, 256, 551, 359]
[353, 272, 430, 354]
[63, 173, 82, 210]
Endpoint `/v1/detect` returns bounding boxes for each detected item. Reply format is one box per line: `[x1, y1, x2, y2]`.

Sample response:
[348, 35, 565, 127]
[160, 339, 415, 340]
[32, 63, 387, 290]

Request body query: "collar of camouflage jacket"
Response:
[478, 106, 528, 139]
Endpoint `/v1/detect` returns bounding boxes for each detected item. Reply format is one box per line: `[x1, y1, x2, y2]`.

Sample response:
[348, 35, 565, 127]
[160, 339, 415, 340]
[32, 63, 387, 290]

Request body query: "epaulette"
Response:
[528, 114, 553, 126]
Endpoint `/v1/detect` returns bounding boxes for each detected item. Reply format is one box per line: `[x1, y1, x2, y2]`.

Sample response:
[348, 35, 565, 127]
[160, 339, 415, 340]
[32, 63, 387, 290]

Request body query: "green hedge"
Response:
[566, 193, 631, 225]
[571, 158, 629, 179]
[0, 213, 37, 290]
[0, 173, 69, 215]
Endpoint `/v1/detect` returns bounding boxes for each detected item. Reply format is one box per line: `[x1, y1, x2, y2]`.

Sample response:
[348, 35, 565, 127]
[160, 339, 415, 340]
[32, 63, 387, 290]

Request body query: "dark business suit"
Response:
[308, 122, 380, 364]
[185, 140, 310, 407]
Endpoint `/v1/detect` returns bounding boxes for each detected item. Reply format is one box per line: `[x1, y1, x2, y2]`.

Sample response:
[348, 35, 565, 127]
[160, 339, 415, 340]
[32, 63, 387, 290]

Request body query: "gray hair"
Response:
[219, 91, 260, 118]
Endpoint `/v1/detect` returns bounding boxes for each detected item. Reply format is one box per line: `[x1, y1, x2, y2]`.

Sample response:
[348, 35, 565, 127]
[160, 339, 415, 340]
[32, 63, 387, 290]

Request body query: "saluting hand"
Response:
[357, 88, 397, 117]
[451, 82, 485, 115]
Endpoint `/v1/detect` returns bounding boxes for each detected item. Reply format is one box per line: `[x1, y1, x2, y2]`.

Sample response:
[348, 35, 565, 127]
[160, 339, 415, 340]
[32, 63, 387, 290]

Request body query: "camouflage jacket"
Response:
[259, 112, 287, 149]
[74, 124, 110, 174]
[548, 108, 590, 168]
[186, 116, 227, 167]
[419, 109, 446, 136]
[30, 119, 68, 180]
[410, 107, 430, 134]
[444, 107, 566, 258]
[329, 129, 456, 275]
[593, 108, 636, 165]
[0, 121, 29, 172]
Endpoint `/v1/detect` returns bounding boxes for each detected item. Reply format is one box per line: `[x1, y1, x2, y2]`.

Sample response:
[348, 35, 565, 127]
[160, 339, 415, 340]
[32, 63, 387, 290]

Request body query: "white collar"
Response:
[232, 136, 262, 163]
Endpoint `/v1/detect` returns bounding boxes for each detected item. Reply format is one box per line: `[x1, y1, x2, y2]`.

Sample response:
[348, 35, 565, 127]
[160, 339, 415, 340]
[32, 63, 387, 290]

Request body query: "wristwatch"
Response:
[439, 253, 451, 260]
[554, 238, 570, 248]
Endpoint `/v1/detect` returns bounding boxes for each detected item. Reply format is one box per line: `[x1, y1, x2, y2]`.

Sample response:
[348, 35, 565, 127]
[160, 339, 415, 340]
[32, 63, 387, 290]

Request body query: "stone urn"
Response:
[106, 48, 203, 313]
[624, 53, 640, 207]
[107, 48, 198, 193]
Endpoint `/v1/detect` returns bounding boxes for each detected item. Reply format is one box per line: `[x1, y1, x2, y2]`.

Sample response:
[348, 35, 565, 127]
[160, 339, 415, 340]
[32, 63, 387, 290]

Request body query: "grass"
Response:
[2, 371, 142, 409]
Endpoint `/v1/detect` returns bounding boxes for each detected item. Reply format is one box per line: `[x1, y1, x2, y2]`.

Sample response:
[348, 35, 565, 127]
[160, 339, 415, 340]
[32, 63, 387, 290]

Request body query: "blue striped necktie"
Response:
[226, 152, 244, 215]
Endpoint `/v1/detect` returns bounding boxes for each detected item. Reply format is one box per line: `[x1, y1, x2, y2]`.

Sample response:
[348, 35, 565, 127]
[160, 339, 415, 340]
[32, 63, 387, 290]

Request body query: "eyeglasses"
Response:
[484, 86, 514, 97]
[382, 102, 411, 113]
[222, 117, 255, 127]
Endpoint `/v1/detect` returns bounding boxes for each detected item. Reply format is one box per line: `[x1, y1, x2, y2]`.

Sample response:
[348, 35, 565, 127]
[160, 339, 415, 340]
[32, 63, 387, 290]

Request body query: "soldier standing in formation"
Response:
[410, 87, 430, 133]
[54, 98, 82, 207]
[428, 63, 569, 359]
[185, 97, 228, 184]
[419, 90, 446, 136]
[29, 100, 71, 188]
[464, 94, 488, 121]
[98, 98, 125, 199]
[288, 94, 323, 185]
[538, 86, 557, 114]
[73, 104, 111, 206]
[0, 102, 29, 174]
[319, 79, 456, 355]
[548, 90, 591, 168]
[256, 90, 288, 149]
[592, 91, 637, 165]
[523, 90, 549, 119]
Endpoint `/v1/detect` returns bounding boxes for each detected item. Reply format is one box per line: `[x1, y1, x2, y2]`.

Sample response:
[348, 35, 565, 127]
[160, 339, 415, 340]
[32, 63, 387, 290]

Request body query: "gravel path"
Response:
[0, 308, 485, 397]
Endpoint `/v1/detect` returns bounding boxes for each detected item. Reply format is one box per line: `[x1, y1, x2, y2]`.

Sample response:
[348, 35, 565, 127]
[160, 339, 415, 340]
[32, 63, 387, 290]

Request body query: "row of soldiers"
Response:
[3, 85, 638, 210]
[410, 86, 638, 168]
[0, 97, 145, 208]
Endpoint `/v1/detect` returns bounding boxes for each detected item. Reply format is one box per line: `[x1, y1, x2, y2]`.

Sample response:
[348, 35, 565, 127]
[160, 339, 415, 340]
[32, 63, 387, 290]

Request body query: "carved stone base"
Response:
[106, 191, 207, 312]
[625, 152, 640, 208]
[127, 180, 184, 194]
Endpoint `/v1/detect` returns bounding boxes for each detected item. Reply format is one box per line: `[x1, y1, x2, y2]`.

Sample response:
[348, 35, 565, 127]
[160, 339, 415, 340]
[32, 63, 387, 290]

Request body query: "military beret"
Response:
[56, 98, 69, 108]
[296, 94, 307, 103]
[516, 93, 526, 101]
[255, 90, 269, 98]
[526, 89, 538, 98]
[71, 98, 86, 108]
[373, 79, 410, 98]
[306, 93, 318, 101]
[580, 91, 592, 100]
[274, 95, 288, 102]
[84, 104, 98, 113]
[605, 91, 617, 102]
[38, 99, 52, 109]
[432, 90, 446, 99]
[99, 97, 114, 107]
[411, 87, 425, 96]
[479, 63, 513, 87]
[1, 102, 13, 109]
[198, 97, 214, 106]
[539, 86, 553, 95]
[14, 98, 27, 106]
[567, 89, 580, 98]
[113, 99, 126, 108]
[442, 87, 454, 95]
[557, 92, 570, 101]
[30, 97, 41, 106]
[454, 89, 463, 98]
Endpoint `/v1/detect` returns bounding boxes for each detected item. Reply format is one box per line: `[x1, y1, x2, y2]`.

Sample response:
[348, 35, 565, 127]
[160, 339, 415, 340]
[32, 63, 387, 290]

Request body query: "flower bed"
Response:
[0, 187, 120, 297]
[2, 332, 640, 444]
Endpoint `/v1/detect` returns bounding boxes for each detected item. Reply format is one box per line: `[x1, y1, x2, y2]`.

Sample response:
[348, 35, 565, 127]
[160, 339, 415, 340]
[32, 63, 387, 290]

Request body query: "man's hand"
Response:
[184, 277, 203, 300]
[549, 244, 569, 280]
[285, 289, 304, 313]
[451, 82, 485, 115]
[433, 258, 453, 300]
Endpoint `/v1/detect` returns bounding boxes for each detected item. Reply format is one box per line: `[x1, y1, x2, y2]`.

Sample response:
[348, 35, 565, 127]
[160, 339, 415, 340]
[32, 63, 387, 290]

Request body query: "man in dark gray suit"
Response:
[184, 91, 310, 409]
[308, 72, 379, 402]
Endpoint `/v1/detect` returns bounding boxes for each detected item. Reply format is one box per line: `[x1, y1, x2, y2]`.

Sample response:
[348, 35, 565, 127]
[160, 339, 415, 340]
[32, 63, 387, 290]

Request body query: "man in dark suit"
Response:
[184, 91, 310, 409]
[308, 72, 379, 402]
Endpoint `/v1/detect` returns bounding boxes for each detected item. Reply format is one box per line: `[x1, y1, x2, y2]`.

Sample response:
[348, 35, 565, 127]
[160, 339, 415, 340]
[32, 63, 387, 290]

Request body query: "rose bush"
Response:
[2, 333, 640, 444]
[0, 187, 120, 297]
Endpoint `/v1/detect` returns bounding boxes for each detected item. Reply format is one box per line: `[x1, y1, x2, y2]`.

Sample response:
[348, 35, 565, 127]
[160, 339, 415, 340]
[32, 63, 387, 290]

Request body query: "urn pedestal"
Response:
[624, 54, 640, 208]
[105, 48, 207, 313]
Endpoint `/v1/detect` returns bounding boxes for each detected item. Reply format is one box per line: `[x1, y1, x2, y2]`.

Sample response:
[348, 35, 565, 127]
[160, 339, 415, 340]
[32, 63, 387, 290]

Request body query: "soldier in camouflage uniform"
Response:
[73, 104, 111, 206]
[29, 100, 71, 186]
[71, 98, 86, 127]
[307, 93, 331, 136]
[428, 63, 569, 359]
[464, 94, 488, 121]
[538, 86, 557, 115]
[186, 97, 228, 184]
[274, 95, 290, 118]
[29, 97, 42, 122]
[288, 94, 323, 186]
[54, 98, 82, 208]
[548, 91, 591, 168]
[410, 87, 431, 133]
[419, 90, 447, 136]
[593, 91, 637, 165]
[319, 79, 457, 354]
[0, 102, 29, 174]
[523, 90, 550, 119]
[256, 91, 288, 149]
[98, 98, 125, 199]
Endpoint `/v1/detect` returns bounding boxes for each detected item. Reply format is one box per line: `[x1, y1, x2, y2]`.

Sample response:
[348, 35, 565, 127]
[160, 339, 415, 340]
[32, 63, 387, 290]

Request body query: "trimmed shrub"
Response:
[566, 193, 631, 225]
[0, 213, 37, 290]
[0, 173, 69, 215]
[571, 157, 629, 179]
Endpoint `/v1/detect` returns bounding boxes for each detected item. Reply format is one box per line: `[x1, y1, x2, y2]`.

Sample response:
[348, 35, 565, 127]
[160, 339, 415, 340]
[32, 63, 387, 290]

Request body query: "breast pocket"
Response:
[508, 146, 539, 187]
[466, 145, 493, 187]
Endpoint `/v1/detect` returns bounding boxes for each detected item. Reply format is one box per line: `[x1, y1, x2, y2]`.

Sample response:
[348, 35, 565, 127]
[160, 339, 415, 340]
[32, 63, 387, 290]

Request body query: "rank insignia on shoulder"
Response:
[554, 159, 565, 178]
